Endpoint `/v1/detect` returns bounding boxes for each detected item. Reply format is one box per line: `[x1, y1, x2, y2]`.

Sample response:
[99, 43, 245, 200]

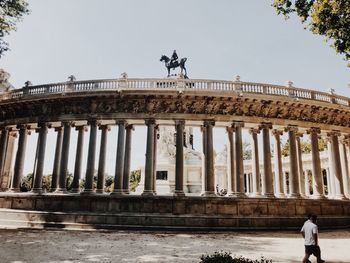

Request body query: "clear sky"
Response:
[1, 0, 349, 176]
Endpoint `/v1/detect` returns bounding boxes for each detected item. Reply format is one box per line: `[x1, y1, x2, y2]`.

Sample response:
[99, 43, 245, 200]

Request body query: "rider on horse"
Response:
[170, 50, 178, 67]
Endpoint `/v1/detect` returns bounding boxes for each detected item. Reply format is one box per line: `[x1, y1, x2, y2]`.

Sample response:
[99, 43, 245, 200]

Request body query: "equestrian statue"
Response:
[160, 50, 188, 78]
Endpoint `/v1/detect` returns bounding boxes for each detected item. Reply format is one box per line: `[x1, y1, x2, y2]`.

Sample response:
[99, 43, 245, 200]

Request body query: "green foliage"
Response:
[273, 0, 350, 66]
[20, 173, 33, 192]
[200, 251, 272, 263]
[130, 169, 141, 192]
[104, 175, 114, 192]
[0, 0, 29, 57]
[243, 142, 252, 160]
[281, 137, 327, 156]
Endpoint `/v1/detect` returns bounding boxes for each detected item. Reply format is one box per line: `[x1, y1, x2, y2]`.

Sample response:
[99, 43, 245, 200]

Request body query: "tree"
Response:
[273, 0, 350, 66]
[281, 137, 327, 156]
[0, 0, 29, 57]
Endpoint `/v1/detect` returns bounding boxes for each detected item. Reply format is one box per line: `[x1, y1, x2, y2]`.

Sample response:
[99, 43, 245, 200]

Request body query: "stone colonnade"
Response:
[0, 119, 349, 200]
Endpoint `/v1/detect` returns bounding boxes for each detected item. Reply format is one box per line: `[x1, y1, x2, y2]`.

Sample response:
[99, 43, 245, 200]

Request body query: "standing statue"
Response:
[160, 50, 188, 78]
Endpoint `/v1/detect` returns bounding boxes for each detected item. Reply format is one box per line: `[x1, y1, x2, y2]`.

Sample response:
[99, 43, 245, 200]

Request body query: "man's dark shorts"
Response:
[305, 245, 321, 256]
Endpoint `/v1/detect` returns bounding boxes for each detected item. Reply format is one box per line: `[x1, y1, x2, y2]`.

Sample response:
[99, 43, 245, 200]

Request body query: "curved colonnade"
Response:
[0, 76, 349, 230]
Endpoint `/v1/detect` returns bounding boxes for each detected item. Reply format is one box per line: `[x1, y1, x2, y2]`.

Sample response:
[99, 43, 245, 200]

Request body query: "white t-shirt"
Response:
[301, 220, 318, 245]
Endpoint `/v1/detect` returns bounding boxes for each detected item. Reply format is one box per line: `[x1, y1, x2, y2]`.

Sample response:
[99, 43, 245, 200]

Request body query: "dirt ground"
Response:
[0, 229, 349, 263]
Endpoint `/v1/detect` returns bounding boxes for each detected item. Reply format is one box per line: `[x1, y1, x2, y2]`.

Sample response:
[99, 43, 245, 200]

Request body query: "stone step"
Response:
[0, 208, 349, 231]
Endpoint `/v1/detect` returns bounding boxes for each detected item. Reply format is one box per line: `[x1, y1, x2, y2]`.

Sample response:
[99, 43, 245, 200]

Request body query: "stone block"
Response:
[186, 201, 205, 214]
[85, 215, 106, 224]
[149, 217, 172, 226]
[238, 218, 251, 228]
[185, 217, 206, 227]
[122, 216, 140, 225]
[91, 200, 107, 212]
[12, 198, 34, 210]
[296, 204, 321, 216]
[139, 200, 153, 213]
[238, 202, 267, 216]
[205, 201, 217, 215]
[321, 204, 342, 215]
[217, 218, 237, 227]
[107, 200, 121, 212]
[153, 199, 172, 213]
[171, 217, 185, 226]
[105, 215, 119, 225]
[0, 197, 12, 208]
[173, 200, 186, 214]
[217, 203, 237, 215]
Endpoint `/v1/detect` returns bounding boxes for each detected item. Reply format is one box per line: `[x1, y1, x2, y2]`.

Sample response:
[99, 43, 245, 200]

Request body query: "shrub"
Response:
[200, 251, 272, 263]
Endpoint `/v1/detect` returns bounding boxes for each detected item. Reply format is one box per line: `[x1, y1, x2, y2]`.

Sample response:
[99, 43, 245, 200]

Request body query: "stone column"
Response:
[142, 119, 156, 196]
[122, 124, 134, 194]
[233, 121, 245, 197]
[71, 125, 87, 193]
[305, 170, 310, 196]
[11, 125, 29, 192]
[112, 120, 127, 195]
[32, 123, 49, 193]
[296, 133, 306, 197]
[152, 125, 158, 194]
[285, 125, 301, 198]
[328, 131, 346, 199]
[272, 129, 285, 198]
[82, 120, 98, 194]
[96, 125, 110, 194]
[57, 121, 72, 192]
[307, 127, 325, 199]
[1, 131, 16, 190]
[201, 120, 216, 196]
[260, 123, 274, 198]
[339, 138, 350, 198]
[0, 127, 10, 177]
[326, 138, 335, 198]
[174, 120, 185, 196]
[249, 128, 261, 197]
[345, 136, 350, 198]
[50, 126, 63, 192]
[226, 126, 236, 196]
[201, 125, 207, 195]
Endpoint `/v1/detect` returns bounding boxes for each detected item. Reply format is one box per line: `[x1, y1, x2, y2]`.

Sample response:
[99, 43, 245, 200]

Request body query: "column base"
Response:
[201, 191, 216, 197]
[70, 188, 80, 193]
[55, 188, 68, 194]
[228, 192, 246, 198]
[9, 188, 21, 193]
[95, 189, 105, 194]
[275, 193, 286, 198]
[80, 189, 96, 195]
[31, 188, 43, 194]
[49, 188, 57, 192]
[289, 193, 302, 199]
[263, 193, 275, 198]
[310, 194, 326, 200]
[123, 189, 130, 195]
[110, 190, 125, 196]
[334, 194, 348, 200]
[141, 190, 156, 197]
[173, 190, 185, 197]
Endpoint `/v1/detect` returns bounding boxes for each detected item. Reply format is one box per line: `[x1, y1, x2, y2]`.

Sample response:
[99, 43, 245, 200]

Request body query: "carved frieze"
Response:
[0, 93, 350, 128]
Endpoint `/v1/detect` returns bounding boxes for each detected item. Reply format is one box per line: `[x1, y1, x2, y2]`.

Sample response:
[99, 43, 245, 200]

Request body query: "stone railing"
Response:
[1, 78, 349, 107]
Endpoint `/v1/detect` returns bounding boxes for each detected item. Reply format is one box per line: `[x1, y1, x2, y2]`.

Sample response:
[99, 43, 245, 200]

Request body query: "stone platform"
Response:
[0, 194, 349, 230]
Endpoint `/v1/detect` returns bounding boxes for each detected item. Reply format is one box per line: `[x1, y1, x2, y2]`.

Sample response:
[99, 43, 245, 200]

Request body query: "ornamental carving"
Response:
[0, 92, 350, 128]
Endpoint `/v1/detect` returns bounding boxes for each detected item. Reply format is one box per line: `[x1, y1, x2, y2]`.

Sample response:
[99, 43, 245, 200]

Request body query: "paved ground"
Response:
[0, 229, 349, 263]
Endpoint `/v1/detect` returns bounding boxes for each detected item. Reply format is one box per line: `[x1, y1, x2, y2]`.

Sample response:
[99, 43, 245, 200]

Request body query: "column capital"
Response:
[231, 121, 244, 129]
[16, 124, 30, 130]
[204, 120, 215, 127]
[249, 128, 260, 135]
[99, 124, 111, 131]
[62, 120, 75, 127]
[125, 124, 134, 131]
[87, 119, 100, 126]
[0, 126, 12, 131]
[145, 119, 156, 126]
[296, 132, 304, 139]
[36, 122, 49, 133]
[306, 127, 321, 135]
[327, 130, 341, 137]
[175, 119, 185, 126]
[272, 129, 283, 136]
[116, 119, 127, 126]
[54, 126, 63, 132]
[75, 125, 88, 132]
[285, 125, 298, 133]
[259, 122, 272, 130]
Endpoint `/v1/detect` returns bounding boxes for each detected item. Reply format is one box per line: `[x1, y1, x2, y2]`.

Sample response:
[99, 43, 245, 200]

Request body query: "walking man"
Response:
[300, 214, 325, 263]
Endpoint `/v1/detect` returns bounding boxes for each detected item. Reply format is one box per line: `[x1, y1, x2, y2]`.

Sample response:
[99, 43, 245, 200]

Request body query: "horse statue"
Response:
[160, 55, 188, 78]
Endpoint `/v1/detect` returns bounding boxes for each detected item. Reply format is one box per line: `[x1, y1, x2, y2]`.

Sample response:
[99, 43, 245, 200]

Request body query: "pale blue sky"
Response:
[1, 0, 349, 176]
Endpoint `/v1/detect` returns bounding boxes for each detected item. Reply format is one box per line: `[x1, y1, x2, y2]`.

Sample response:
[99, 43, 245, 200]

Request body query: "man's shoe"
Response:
[306, 260, 311, 263]
[317, 260, 325, 263]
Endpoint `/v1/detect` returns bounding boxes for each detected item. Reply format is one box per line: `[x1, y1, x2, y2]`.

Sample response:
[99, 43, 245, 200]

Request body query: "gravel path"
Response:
[0, 229, 349, 263]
